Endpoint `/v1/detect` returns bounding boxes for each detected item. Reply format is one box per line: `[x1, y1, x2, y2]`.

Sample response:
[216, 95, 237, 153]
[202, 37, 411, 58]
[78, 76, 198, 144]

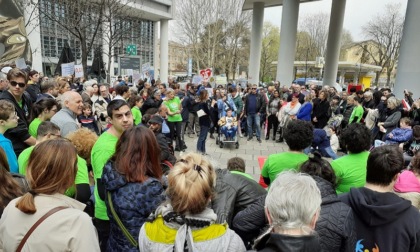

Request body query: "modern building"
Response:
[155, 40, 189, 77]
[24, 0, 173, 82]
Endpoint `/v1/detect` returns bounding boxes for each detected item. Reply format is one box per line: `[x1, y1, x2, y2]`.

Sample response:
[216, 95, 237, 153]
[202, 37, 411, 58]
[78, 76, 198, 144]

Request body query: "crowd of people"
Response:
[1, 66, 420, 251]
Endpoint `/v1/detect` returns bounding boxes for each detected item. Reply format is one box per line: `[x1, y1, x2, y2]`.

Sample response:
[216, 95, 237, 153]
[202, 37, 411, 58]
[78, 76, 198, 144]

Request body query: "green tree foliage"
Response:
[260, 22, 280, 83]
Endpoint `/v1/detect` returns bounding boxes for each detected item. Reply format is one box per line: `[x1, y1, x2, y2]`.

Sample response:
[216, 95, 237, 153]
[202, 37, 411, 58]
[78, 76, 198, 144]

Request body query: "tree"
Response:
[101, 0, 143, 82]
[174, 0, 251, 79]
[360, 3, 404, 86]
[260, 22, 280, 82]
[35, 0, 104, 78]
[298, 12, 330, 58]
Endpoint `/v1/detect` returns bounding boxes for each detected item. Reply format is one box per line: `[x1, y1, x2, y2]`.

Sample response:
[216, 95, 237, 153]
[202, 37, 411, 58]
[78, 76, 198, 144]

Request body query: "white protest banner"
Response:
[61, 62, 75, 76]
[74, 64, 84, 78]
[15, 58, 27, 69]
[192, 75, 203, 84]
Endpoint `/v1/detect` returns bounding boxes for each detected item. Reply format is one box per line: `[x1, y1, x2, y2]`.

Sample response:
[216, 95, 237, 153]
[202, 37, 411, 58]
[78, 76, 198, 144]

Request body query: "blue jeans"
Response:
[247, 114, 261, 139]
[221, 126, 237, 138]
[197, 125, 209, 154]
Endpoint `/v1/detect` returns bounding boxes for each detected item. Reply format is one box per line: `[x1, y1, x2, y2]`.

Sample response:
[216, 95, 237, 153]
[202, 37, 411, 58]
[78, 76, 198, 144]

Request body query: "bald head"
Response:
[62, 91, 83, 115]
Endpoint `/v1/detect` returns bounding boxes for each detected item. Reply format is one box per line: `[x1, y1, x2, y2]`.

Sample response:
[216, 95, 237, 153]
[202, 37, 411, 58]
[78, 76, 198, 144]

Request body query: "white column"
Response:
[160, 19, 169, 83]
[247, 2, 264, 85]
[24, 0, 43, 72]
[394, 0, 420, 99]
[323, 0, 347, 86]
[339, 70, 346, 84]
[153, 21, 159, 81]
[276, 0, 300, 86]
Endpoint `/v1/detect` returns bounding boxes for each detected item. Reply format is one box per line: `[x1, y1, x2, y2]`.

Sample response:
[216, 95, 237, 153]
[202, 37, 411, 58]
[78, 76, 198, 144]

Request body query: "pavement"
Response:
[176, 134, 290, 182]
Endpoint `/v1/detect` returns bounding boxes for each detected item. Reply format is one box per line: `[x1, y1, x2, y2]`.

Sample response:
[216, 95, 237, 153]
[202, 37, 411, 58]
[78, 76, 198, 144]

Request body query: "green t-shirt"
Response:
[91, 131, 118, 220]
[261, 152, 308, 183]
[18, 146, 89, 197]
[131, 106, 142, 125]
[349, 105, 364, 123]
[164, 97, 182, 122]
[332, 151, 370, 194]
[28, 118, 42, 138]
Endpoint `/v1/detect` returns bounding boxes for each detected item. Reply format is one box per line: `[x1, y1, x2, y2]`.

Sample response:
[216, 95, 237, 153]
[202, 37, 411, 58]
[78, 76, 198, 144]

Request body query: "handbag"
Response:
[17, 206, 68, 252]
[107, 192, 138, 248]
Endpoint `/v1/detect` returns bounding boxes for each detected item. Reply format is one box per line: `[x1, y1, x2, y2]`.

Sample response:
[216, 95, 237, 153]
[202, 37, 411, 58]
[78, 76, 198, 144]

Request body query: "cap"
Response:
[149, 116, 163, 124]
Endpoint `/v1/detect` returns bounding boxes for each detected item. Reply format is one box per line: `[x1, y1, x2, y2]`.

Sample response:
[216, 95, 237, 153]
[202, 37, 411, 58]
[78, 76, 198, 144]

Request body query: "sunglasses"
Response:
[10, 81, 26, 88]
[252, 88, 257, 90]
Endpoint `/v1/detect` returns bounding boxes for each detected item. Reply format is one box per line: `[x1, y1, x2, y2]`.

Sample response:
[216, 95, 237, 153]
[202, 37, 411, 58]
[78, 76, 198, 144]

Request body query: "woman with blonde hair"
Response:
[164, 88, 184, 151]
[139, 152, 246, 252]
[0, 139, 99, 251]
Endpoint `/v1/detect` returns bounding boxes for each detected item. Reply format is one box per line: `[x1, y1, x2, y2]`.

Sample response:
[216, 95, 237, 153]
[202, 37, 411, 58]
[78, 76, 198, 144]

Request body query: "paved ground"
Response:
[176, 134, 289, 182]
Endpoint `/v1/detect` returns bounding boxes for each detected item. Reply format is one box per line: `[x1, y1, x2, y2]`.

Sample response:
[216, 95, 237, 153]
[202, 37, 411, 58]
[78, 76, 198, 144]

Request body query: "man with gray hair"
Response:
[253, 171, 322, 251]
[51, 91, 83, 137]
[0, 72, 8, 92]
[37, 79, 59, 101]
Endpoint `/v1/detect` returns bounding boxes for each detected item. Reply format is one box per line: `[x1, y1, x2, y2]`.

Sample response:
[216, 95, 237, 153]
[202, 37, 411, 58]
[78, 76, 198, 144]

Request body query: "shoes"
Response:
[276, 138, 284, 143]
[182, 144, 187, 151]
[265, 136, 269, 140]
[257, 138, 262, 143]
[210, 134, 215, 139]
[247, 137, 252, 141]
[174, 147, 181, 152]
[239, 134, 243, 138]
[272, 136, 276, 141]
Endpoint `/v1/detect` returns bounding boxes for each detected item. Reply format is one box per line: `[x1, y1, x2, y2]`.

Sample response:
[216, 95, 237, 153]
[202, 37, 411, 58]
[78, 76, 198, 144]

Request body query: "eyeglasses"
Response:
[10, 81, 26, 88]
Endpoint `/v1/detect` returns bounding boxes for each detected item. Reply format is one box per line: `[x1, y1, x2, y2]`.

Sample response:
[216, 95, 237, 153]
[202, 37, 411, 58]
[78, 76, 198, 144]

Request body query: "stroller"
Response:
[216, 116, 239, 149]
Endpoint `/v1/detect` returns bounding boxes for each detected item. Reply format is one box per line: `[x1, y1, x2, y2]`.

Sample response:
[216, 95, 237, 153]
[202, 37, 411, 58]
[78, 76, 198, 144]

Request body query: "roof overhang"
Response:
[242, 0, 322, 11]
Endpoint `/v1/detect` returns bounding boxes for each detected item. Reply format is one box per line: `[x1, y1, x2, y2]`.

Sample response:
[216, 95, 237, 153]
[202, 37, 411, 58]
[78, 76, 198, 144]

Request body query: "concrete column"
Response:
[323, 0, 347, 86]
[394, 0, 420, 99]
[24, 0, 43, 72]
[247, 2, 264, 84]
[276, 0, 300, 86]
[153, 21, 159, 80]
[339, 70, 346, 84]
[160, 19, 169, 83]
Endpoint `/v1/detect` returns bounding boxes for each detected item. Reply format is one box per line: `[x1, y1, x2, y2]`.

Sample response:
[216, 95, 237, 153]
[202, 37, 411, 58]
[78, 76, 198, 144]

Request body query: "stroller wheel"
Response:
[235, 142, 239, 149]
[216, 138, 219, 144]
[219, 142, 224, 148]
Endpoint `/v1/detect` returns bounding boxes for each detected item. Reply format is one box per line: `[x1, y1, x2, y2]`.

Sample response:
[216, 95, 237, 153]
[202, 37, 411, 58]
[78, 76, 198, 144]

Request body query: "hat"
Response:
[149, 116, 163, 125]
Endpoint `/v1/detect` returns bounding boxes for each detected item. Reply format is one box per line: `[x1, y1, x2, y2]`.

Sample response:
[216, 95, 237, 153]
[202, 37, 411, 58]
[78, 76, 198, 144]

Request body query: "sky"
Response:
[263, 0, 407, 41]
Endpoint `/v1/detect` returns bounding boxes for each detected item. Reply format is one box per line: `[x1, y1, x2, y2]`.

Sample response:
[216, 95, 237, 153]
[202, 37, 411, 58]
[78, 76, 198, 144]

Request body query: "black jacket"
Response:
[313, 176, 356, 252]
[340, 187, 420, 252]
[141, 97, 162, 114]
[232, 176, 357, 252]
[26, 83, 41, 103]
[312, 98, 330, 129]
[252, 232, 321, 252]
[155, 132, 176, 165]
[211, 169, 267, 226]
[186, 91, 200, 113]
[0, 91, 32, 156]
[243, 93, 266, 115]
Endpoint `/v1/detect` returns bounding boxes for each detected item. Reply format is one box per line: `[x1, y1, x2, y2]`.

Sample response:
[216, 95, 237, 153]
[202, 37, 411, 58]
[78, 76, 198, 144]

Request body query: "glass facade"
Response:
[38, 0, 154, 75]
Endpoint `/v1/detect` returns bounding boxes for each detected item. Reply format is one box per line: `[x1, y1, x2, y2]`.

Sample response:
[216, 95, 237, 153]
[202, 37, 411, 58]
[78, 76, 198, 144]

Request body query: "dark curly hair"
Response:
[366, 145, 403, 186]
[340, 123, 371, 153]
[299, 151, 337, 188]
[284, 120, 313, 151]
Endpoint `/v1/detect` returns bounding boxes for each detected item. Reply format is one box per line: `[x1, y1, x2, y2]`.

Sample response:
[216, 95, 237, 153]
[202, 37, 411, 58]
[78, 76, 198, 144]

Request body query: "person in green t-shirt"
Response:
[227, 157, 254, 180]
[261, 120, 313, 185]
[332, 123, 371, 194]
[129, 95, 143, 125]
[163, 88, 184, 151]
[349, 96, 364, 124]
[28, 98, 58, 138]
[90, 99, 134, 251]
[18, 121, 89, 201]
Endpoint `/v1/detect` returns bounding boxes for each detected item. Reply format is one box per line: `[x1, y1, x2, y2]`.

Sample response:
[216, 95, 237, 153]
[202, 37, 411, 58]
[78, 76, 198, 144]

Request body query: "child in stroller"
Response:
[218, 109, 238, 141]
